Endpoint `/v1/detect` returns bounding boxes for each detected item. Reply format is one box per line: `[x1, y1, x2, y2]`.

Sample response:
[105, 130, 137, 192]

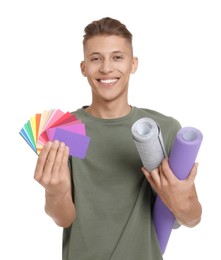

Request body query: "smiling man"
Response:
[34, 17, 202, 260]
[81, 32, 138, 118]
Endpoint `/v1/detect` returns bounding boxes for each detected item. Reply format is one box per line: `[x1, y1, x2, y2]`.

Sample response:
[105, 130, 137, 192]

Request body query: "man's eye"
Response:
[91, 57, 101, 61]
[114, 56, 123, 61]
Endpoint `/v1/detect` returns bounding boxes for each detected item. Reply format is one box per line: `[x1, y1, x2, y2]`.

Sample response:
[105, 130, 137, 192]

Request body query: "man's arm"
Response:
[142, 158, 202, 227]
[44, 188, 76, 228]
[34, 140, 76, 228]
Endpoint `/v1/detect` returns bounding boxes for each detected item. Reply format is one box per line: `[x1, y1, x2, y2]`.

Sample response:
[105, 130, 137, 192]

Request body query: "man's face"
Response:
[81, 35, 138, 103]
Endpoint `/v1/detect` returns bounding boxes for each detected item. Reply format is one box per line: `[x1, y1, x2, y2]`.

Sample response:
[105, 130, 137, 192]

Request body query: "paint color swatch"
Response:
[19, 109, 90, 159]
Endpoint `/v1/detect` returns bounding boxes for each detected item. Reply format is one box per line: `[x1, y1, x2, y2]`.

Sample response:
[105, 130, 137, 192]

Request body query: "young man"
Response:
[34, 17, 202, 259]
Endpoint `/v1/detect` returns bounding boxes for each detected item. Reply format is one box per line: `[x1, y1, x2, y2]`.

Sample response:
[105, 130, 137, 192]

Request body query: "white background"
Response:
[0, 0, 220, 259]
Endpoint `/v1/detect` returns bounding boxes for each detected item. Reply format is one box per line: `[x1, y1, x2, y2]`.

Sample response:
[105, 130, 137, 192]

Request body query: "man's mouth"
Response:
[98, 78, 119, 84]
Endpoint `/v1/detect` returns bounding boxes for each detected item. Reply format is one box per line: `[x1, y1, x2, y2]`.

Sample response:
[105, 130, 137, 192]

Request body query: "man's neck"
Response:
[85, 101, 132, 119]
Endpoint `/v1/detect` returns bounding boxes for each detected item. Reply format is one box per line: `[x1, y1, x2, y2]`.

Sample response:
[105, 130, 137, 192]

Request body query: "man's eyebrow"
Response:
[89, 52, 100, 56]
[89, 51, 124, 56]
[112, 50, 124, 53]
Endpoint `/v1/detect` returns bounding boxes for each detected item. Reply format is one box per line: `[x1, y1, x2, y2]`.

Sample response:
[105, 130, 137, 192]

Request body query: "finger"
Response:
[60, 145, 70, 181]
[61, 145, 70, 172]
[51, 142, 67, 180]
[160, 158, 178, 183]
[187, 162, 199, 183]
[34, 141, 52, 181]
[142, 167, 157, 191]
[41, 140, 60, 183]
[158, 164, 169, 186]
[150, 168, 161, 185]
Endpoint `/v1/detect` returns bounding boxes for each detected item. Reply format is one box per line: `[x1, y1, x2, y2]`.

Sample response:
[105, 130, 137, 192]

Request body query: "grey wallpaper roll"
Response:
[131, 118, 167, 172]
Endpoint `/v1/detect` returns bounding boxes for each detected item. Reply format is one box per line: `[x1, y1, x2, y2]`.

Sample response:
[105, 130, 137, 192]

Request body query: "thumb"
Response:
[187, 162, 199, 182]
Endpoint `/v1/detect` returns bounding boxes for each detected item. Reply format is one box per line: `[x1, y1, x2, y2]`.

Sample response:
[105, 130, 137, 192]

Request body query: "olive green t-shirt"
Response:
[62, 106, 181, 260]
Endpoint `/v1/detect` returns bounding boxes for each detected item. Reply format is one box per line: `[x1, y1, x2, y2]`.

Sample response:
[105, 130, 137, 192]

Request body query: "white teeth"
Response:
[100, 79, 118, 84]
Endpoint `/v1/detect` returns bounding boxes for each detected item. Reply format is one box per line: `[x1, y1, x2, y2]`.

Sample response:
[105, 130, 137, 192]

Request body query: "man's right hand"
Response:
[33, 140, 76, 227]
[34, 140, 71, 199]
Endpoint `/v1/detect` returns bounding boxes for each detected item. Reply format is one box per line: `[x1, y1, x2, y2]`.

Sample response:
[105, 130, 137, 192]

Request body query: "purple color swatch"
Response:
[47, 123, 86, 141]
[52, 128, 90, 159]
[153, 127, 203, 254]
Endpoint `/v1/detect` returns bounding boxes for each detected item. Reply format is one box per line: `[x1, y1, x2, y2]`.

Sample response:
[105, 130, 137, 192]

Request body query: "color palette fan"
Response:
[19, 109, 90, 159]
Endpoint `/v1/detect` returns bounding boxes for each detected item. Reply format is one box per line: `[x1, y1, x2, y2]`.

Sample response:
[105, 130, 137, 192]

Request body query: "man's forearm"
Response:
[45, 190, 76, 228]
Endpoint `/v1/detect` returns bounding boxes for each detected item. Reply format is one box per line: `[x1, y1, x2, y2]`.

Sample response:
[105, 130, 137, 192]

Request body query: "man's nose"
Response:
[99, 60, 114, 73]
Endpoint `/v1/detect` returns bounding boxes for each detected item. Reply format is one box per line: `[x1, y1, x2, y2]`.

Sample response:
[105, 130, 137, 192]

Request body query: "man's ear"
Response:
[80, 61, 87, 77]
[131, 57, 138, 74]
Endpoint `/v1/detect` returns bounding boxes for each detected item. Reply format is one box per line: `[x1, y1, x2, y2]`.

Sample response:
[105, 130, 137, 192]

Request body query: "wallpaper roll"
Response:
[153, 126, 203, 254]
[131, 119, 203, 254]
[131, 118, 167, 172]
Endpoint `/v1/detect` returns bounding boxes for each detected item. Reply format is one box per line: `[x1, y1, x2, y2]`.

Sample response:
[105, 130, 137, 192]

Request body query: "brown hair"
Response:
[83, 17, 133, 47]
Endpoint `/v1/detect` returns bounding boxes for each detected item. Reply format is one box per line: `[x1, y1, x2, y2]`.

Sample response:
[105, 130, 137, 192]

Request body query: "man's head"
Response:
[81, 17, 138, 107]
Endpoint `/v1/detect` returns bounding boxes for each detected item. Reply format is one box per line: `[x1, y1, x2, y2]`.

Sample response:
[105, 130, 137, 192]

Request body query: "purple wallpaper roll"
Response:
[153, 127, 203, 254]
